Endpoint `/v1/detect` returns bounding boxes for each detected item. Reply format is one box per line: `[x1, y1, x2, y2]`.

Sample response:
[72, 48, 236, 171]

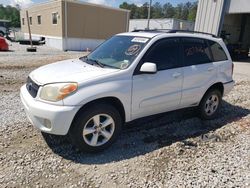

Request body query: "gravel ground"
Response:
[0, 44, 249, 187]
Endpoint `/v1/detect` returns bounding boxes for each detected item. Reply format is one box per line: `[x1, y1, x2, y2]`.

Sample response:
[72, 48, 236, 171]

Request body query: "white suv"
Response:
[20, 30, 234, 152]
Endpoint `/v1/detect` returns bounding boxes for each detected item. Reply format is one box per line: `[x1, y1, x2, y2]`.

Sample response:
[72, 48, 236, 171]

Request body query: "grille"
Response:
[26, 77, 40, 98]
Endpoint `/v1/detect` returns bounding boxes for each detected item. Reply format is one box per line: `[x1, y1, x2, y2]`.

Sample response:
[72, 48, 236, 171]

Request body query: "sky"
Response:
[0, 0, 197, 8]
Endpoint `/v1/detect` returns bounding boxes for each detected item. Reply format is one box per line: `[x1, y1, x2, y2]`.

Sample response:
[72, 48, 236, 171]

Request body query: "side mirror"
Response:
[140, 62, 157, 74]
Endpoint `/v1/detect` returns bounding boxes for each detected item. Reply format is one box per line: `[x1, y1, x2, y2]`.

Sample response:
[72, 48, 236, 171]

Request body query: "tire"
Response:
[69, 103, 122, 152]
[0, 31, 4, 37]
[199, 89, 222, 120]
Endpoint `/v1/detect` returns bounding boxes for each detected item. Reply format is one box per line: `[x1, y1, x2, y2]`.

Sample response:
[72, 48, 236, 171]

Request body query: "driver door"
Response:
[131, 38, 183, 120]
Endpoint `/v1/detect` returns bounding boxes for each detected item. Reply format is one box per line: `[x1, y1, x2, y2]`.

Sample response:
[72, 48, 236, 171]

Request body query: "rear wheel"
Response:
[69, 103, 122, 152]
[199, 89, 222, 120]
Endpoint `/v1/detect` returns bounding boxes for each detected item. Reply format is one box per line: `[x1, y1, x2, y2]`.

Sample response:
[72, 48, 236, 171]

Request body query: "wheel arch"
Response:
[199, 82, 224, 105]
[206, 82, 224, 96]
[71, 96, 126, 127]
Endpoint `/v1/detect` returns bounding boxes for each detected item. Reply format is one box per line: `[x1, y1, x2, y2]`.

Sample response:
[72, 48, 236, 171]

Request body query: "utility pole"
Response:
[26, 11, 32, 48]
[147, 0, 152, 30]
[26, 10, 36, 52]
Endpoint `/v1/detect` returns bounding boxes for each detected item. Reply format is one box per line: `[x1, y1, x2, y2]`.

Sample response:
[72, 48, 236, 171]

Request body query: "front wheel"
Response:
[69, 103, 122, 152]
[199, 89, 222, 120]
[0, 31, 4, 37]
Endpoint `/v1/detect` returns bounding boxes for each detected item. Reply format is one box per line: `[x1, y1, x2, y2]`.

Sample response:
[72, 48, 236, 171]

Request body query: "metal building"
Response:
[20, 0, 130, 51]
[129, 18, 194, 31]
[195, 0, 250, 58]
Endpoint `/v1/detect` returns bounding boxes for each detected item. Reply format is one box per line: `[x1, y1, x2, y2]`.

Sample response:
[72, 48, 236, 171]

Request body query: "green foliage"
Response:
[119, 1, 198, 21]
[0, 4, 20, 28]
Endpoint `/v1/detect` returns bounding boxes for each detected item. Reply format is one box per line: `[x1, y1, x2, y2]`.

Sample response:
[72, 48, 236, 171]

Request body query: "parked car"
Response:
[0, 19, 10, 37]
[20, 30, 234, 152]
[0, 37, 9, 51]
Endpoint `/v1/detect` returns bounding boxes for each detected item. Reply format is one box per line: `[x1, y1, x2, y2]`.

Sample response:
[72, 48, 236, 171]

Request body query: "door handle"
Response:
[172, 72, 181, 78]
[207, 67, 214, 71]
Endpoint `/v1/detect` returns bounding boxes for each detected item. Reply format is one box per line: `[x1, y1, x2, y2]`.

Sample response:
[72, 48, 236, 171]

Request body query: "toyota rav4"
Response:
[20, 30, 234, 152]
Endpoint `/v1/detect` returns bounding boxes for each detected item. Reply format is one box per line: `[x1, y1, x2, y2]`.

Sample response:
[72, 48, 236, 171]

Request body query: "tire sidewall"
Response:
[199, 89, 222, 120]
[0, 31, 4, 37]
[69, 103, 122, 152]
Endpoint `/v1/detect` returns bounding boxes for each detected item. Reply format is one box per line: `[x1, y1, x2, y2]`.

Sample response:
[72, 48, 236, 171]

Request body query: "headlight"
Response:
[40, 83, 78, 102]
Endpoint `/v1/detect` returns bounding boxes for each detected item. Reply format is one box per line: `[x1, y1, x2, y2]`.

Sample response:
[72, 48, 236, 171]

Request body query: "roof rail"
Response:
[132, 29, 172, 33]
[168, 30, 218, 38]
[132, 29, 218, 38]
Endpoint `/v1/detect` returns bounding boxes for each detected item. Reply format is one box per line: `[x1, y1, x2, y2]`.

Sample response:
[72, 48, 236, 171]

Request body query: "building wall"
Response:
[226, 0, 250, 14]
[20, 1, 63, 37]
[195, 0, 225, 35]
[173, 19, 195, 30]
[20, 0, 129, 51]
[65, 1, 129, 40]
[222, 14, 242, 44]
[129, 19, 174, 31]
[222, 14, 250, 48]
[129, 19, 194, 31]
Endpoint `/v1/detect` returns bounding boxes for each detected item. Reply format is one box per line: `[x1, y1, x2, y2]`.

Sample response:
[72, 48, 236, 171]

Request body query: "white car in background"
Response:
[20, 30, 234, 152]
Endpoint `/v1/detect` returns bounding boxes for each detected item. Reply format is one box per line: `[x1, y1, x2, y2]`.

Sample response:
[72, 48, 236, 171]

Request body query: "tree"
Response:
[0, 4, 20, 27]
[151, 2, 163, 19]
[162, 2, 175, 18]
[138, 3, 149, 19]
[188, 2, 198, 21]
[119, 1, 198, 21]
[120, 2, 140, 19]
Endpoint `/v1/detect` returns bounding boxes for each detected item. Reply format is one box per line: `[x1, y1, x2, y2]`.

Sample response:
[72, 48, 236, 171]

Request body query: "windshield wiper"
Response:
[79, 56, 120, 69]
[89, 58, 105, 68]
[80, 56, 104, 68]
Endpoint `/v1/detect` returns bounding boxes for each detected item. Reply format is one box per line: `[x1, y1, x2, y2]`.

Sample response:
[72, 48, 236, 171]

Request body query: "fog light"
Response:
[44, 119, 52, 129]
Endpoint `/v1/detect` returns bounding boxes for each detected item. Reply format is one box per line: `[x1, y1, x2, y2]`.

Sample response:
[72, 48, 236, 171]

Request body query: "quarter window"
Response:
[142, 38, 181, 70]
[208, 41, 228, 61]
[182, 38, 212, 66]
[37, 15, 41, 25]
[52, 13, 58, 24]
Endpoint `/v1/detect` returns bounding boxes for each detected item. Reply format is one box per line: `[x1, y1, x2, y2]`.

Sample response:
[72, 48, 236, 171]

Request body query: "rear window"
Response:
[208, 40, 228, 62]
[182, 37, 212, 66]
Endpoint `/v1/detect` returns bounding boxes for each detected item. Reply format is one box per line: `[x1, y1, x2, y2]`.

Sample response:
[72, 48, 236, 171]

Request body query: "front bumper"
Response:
[223, 80, 235, 96]
[20, 85, 80, 135]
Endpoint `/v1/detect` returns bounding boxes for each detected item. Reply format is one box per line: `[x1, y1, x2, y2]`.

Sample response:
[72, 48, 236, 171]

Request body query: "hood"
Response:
[29, 59, 119, 85]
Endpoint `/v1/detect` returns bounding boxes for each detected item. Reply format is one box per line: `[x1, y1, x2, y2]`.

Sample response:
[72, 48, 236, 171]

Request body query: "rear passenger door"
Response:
[180, 37, 217, 107]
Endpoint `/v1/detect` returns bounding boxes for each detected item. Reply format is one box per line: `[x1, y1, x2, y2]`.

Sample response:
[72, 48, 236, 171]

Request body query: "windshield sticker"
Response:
[131, 37, 149, 43]
[125, 44, 141, 56]
[120, 60, 129, 69]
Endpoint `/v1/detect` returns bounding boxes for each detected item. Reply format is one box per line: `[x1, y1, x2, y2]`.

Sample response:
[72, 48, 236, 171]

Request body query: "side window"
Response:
[182, 37, 212, 66]
[37, 15, 41, 25]
[208, 40, 228, 61]
[52, 13, 58, 25]
[143, 38, 180, 71]
[29, 17, 32, 25]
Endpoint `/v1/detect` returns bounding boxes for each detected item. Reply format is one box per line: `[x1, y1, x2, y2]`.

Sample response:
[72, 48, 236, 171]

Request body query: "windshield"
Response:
[82, 35, 150, 69]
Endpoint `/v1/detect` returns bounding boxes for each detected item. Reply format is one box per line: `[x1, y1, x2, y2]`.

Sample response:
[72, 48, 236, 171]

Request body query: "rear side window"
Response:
[142, 38, 181, 70]
[208, 40, 228, 62]
[182, 37, 212, 66]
